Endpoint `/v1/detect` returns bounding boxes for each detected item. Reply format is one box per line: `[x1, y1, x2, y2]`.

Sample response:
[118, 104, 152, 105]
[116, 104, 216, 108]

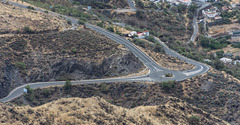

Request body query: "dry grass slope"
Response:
[0, 2, 69, 34]
[1, 97, 228, 125]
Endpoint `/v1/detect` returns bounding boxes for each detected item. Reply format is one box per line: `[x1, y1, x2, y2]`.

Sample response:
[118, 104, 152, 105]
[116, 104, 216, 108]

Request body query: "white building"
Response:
[202, 7, 218, 18]
[233, 60, 240, 65]
[128, 31, 150, 39]
[220, 57, 232, 63]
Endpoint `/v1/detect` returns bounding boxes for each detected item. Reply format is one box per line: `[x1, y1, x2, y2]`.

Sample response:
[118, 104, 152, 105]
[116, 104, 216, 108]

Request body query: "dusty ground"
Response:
[231, 37, 240, 43]
[0, 2, 69, 34]
[208, 23, 240, 37]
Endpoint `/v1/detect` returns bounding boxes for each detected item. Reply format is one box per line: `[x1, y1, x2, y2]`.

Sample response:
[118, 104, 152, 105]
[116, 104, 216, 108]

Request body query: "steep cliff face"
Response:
[0, 29, 144, 98]
[0, 62, 23, 98]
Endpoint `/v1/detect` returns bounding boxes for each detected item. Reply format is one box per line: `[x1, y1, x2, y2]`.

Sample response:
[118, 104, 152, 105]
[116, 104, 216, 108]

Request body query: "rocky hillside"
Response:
[75, 0, 128, 8]
[2, 97, 227, 125]
[0, 29, 144, 98]
[11, 68, 240, 124]
[0, 2, 68, 34]
[110, 10, 192, 42]
[176, 69, 240, 125]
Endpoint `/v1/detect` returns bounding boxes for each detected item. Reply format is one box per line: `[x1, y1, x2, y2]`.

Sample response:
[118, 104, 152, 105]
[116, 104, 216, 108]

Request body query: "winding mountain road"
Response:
[0, 1, 209, 103]
[189, 2, 210, 43]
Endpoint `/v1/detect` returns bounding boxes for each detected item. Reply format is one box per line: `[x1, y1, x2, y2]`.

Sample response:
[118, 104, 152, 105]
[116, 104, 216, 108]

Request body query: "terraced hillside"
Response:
[0, 29, 144, 98]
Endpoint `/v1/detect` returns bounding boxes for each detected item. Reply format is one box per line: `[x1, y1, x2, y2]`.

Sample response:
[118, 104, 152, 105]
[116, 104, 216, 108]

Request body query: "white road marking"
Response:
[183, 66, 203, 76]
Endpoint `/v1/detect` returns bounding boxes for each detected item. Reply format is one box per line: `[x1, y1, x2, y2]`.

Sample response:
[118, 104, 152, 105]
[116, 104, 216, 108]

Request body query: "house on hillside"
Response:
[137, 31, 149, 39]
[202, 7, 219, 18]
[220, 57, 232, 63]
[128, 31, 149, 39]
[233, 60, 240, 65]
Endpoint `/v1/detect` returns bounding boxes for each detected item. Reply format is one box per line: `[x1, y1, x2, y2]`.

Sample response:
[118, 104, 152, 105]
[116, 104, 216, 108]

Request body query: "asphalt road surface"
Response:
[189, 2, 210, 43]
[0, 1, 209, 102]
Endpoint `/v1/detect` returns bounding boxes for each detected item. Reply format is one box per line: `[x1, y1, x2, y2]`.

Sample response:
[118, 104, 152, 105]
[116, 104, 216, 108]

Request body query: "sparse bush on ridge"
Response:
[23, 26, 34, 34]
[27, 6, 35, 10]
[188, 115, 200, 125]
[64, 80, 72, 94]
[16, 62, 26, 70]
[159, 80, 175, 92]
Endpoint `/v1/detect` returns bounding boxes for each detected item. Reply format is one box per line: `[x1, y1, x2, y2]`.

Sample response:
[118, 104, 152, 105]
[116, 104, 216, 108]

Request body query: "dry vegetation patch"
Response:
[135, 44, 194, 70]
[177, 69, 240, 124]
[2, 96, 228, 125]
[11, 68, 240, 124]
[208, 23, 240, 37]
[0, 2, 69, 34]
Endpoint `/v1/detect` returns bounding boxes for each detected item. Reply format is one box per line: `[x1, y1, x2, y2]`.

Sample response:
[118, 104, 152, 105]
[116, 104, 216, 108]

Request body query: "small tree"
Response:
[16, 62, 26, 70]
[67, 20, 72, 25]
[216, 50, 224, 58]
[165, 73, 173, 77]
[160, 80, 175, 92]
[27, 6, 35, 10]
[188, 116, 200, 125]
[78, 19, 85, 25]
[97, 22, 104, 27]
[23, 26, 34, 34]
[64, 80, 72, 94]
[107, 27, 114, 32]
[25, 85, 33, 94]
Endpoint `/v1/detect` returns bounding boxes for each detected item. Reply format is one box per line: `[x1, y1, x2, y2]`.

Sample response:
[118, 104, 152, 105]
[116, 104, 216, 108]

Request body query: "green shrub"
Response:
[231, 44, 240, 48]
[97, 22, 104, 27]
[146, 35, 155, 43]
[107, 27, 114, 32]
[213, 59, 225, 70]
[165, 73, 173, 77]
[153, 43, 165, 53]
[27, 6, 35, 10]
[25, 85, 33, 94]
[133, 39, 147, 48]
[199, 35, 230, 50]
[188, 116, 200, 125]
[160, 80, 175, 92]
[216, 50, 224, 58]
[72, 48, 77, 53]
[78, 19, 85, 25]
[42, 89, 50, 97]
[23, 26, 34, 34]
[100, 83, 109, 94]
[16, 62, 26, 70]
[64, 80, 72, 94]
[67, 20, 72, 25]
